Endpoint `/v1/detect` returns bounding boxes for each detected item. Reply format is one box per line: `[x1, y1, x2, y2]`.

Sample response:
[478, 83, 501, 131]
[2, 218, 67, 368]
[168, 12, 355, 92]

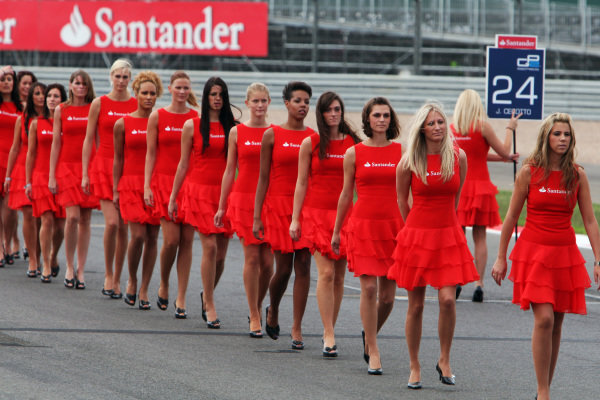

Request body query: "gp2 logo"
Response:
[516, 54, 540, 68]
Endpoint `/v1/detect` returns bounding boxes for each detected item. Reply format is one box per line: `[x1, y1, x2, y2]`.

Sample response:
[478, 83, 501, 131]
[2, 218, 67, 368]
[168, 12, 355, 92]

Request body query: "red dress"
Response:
[388, 153, 477, 289]
[118, 116, 159, 225]
[347, 142, 404, 276]
[451, 124, 502, 227]
[150, 107, 198, 222]
[227, 123, 270, 246]
[8, 117, 31, 209]
[303, 133, 355, 260]
[264, 125, 314, 253]
[89, 96, 137, 201]
[0, 102, 20, 196]
[30, 117, 64, 218]
[55, 103, 99, 209]
[508, 167, 590, 314]
[180, 118, 232, 236]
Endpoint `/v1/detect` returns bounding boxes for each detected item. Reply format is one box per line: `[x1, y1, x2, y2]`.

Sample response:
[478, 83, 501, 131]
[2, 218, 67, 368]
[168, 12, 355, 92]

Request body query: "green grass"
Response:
[496, 190, 600, 234]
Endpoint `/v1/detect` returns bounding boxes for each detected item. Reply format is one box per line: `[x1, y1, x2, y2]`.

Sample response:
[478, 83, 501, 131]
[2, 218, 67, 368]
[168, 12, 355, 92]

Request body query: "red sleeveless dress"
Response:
[118, 116, 159, 225]
[451, 124, 502, 227]
[55, 103, 99, 209]
[264, 125, 314, 253]
[30, 117, 64, 218]
[150, 107, 198, 222]
[8, 117, 31, 209]
[89, 96, 137, 201]
[508, 166, 590, 314]
[347, 142, 403, 276]
[0, 102, 20, 196]
[227, 123, 270, 246]
[180, 118, 232, 236]
[388, 153, 477, 289]
[303, 133, 355, 260]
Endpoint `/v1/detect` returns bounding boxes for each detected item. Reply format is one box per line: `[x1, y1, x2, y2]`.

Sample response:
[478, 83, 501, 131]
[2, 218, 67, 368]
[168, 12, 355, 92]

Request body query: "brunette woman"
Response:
[114, 71, 163, 310]
[26, 84, 67, 280]
[492, 113, 600, 400]
[253, 82, 315, 348]
[82, 59, 137, 298]
[215, 82, 274, 337]
[291, 92, 359, 356]
[16, 71, 37, 105]
[144, 71, 198, 314]
[332, 97, 403, 374]
[48, 70, 98, 287]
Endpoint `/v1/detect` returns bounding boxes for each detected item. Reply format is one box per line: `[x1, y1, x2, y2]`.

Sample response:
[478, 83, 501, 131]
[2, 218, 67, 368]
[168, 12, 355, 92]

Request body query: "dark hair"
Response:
[17, 71, 37, 92]
[199, 77, 239, 157]
[24, 82, 47, 136]
[42, 83, 68, 120]
[65, 70, 95, 105]
[315, 92, 360, 159]
[361, 97, 400, 140]
[282, 81, 312, 101]
[0, 69, 23, 112]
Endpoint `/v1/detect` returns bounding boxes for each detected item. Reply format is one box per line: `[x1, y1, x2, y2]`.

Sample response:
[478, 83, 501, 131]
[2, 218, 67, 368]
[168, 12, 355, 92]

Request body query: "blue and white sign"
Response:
[486, 47, 545, 120]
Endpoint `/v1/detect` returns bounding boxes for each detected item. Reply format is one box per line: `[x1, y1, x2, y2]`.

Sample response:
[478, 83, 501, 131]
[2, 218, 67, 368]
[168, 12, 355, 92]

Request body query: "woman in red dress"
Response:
[332, 97, 402, 373]
[48, 70, 99, 287]
[114, 71, 163, 310]
[25, 84, 67, 279]
[16, 71, 37, 105]
[169, 77, 237, 325]
[291, 92, 359, 356]
[492, 112, 600, 400]
[451, 89, 520, 301]
[4, 82, 45, 276]
[82, 59, 137, 299]
[144, 71, 198, 313]
[214, 82, 273, 336]
[388, 103, 477, 388]
[253, 82, 314, 348]
[0, 65, 23, 267]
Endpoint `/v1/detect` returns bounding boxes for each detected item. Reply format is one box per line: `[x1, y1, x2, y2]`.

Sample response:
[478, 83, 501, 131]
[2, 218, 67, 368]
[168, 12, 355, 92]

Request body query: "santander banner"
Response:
[0, 0, 268, 56]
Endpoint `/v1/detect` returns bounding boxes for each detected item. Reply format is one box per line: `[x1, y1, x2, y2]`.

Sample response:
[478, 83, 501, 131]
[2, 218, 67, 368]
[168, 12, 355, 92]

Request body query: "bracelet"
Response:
[24, 183, 31, 189]
[594, 260, 600, 267]
[505, 126, 515, 132]
[4, 177, 11, 181]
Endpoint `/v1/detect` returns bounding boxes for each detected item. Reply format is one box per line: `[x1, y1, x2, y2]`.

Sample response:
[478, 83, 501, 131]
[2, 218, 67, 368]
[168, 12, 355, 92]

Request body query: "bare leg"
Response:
[406, 286, 426, 383]
[63, 206, 80, 279]
[75, 208, 92, 282]
[242, 242, 271, 332]
[472, 225, 487, 288]
[158, 219, 181, 301]
[437, 285, 457, 377]
[2, 197, 17, 258]
[214, 234, 229, 289]
[101, 200, 128, 295]
[258, 244, 274, 310]
[548, 312, 564, 386]
[531, 303, 556, 400]
[38, 212, 54, 275]
[21, 206, 38, 271]
[174, 224, 194, 310]
[376, 276, 397, 332]
[315, 252, 336, 346]
[267, 251, 294, 327]
[360, 275, 381, 370]
[332, 258, 347, 326]
[291, 248, 311, 342]
[139, 225, 159, 302]
[126, 222, 147, 296]
[50, 218, 65, 267]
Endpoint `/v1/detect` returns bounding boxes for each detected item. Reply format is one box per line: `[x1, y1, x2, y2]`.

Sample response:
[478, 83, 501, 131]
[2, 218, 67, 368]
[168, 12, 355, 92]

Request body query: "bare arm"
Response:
[331, 147, 356, 255]
[143, 110, 159, 207]
[456, 148, 468, 209]
[25, 119, 38, 199]
[214, 126, 238, 228]
[396, 156, 412, 222]
[491, 165, 530, 285]
[252, 127, 275, 240]
[289, 136, 312, 241]
[82, 97, 101, 194]
[168, 118, 193, 220]
[48, 107, 63, 194]
[482, 111, 521, 161]
[4, 116, 23, 193]
[576, 168, 600, 289]
[112, 117, 125, 209]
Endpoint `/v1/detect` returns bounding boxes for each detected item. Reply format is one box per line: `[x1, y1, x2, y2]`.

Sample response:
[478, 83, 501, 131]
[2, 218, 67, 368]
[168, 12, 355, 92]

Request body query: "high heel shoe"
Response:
[367, 365, 383, 375]
[4, 253, 14, 265]
[322, 340, 338, 358]
[407, 381, 422, 390]
[265, 305, 279, 340]
[124, 293, 136, 306]
[362, 330, 369, 364]
[174, 301, 187, 319]
[436, 363, 456, 385]
[22, 247, 29, 260]
[248, 316, 263, 338]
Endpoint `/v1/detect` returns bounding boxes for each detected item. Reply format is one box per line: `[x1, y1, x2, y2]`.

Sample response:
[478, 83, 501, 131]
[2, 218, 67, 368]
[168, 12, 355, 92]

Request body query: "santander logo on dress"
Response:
[364, 161, 395, 168]
[282, 142, 300, 148]
[60, 5, 92, 47]
[539, 186, 569, 195]
[131, 129, 146, 135]
[244, 140, 261, 146]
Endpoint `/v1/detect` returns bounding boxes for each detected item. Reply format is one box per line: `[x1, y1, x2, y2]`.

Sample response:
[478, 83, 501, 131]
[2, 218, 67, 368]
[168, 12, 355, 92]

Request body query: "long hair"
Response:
[169, 71, 198, 107]
[361, 97, 400, 140]
[525, 112, 579, 198]
[315, 92, 360, 159]
[452, 89, 486, 136]
[42, 83, 67, 120]
[0, 69, 23, 112]
[24, 82, 47, 136]
[17, 70, 37, 100]
[405, 102, 455, 184]
[65, 70, 96, 106]
[200, 77, 239, 156]
[131, 71, 163, 97]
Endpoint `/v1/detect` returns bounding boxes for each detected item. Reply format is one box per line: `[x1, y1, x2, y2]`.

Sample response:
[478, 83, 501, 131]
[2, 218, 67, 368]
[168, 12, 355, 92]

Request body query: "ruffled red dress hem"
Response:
[180, 181, 233, 236]
[302, 206, 347, 260]
[227, 191, 266, 246]
[118, 176, 160, 225]
[264, 194, 310, 253]
[55, 162, 100, 209]
[457, 179, 502, 227]
[8, 162, 30, 209]
[89, 155, 114, 201]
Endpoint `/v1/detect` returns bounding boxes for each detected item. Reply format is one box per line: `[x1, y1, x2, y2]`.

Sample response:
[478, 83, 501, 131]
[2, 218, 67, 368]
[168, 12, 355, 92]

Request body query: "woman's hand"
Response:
[507, 110, 523, 131]
[289, 219, 301, 241]
[24, 183, 32, 200]
[48, 175, 58, 195]
[331, 231, 341, 255]
[81, 174, 90, 195]
[113, 190, 120, 210]
[491, 258, 508, 286]
[144, 186, 154, 208]
[252, 217, 264, 241]
[214, 209, 225, 228]
[168, 199, 177, 221]
[3, 177, 10, 194]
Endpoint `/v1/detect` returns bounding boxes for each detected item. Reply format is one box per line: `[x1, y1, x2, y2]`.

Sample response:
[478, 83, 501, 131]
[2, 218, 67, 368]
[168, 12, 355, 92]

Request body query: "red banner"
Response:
[495, 35, 537, 50]
[0, 1, 268, 56]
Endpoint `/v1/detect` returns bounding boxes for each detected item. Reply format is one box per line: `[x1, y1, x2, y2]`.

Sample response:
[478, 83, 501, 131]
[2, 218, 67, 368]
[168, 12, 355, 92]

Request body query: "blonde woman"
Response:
[388, 103, 478, 389]
[451, 89, 520, 301]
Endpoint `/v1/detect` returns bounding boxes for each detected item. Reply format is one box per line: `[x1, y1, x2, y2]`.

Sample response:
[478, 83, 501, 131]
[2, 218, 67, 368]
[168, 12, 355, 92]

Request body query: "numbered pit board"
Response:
[486, 39, 545, 120]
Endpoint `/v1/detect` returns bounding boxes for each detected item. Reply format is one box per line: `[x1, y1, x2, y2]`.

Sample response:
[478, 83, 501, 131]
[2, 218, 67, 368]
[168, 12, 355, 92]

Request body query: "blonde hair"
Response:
[525, 112, 579, 197]
[246, 82, 270, 101]
[405, 102, 455, 184]
[169, 70, 199, 107]
[110, 58, 133, 75]
[131, 71, 163, 98]
[452, 89, 486, 136]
